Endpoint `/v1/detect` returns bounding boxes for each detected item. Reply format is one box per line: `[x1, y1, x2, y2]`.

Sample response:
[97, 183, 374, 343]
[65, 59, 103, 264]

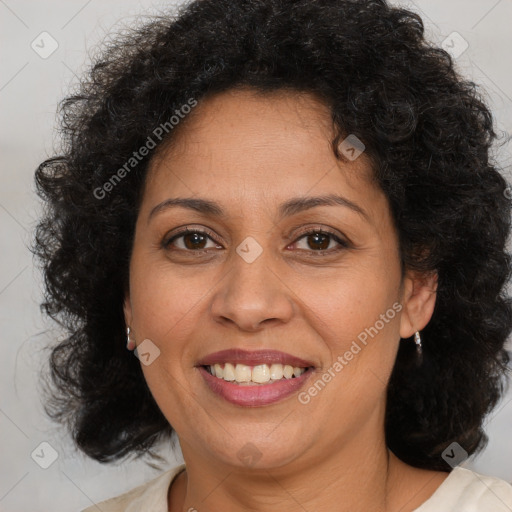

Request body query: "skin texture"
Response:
[124, 88, 446, 512]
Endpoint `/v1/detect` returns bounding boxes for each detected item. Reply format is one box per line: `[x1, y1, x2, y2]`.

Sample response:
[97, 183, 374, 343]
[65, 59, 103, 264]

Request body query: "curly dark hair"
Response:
[33, 0, 512, 471]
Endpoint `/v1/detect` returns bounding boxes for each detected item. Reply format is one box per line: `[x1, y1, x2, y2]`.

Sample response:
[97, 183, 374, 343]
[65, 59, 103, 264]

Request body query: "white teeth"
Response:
[235, 363, 252, 382]
[283, 365, 294, 379]
[206, 363, 307, 384]
[252, 364, 270, 383]
[214, 363, 223, 378]
[223, 362, 236, 381]
[269, 363, 283, 380]
[293, 366, 303, 377]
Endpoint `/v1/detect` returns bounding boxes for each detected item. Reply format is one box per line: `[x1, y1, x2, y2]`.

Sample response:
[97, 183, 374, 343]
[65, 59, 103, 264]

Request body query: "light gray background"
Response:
[1, 1, 511, 511]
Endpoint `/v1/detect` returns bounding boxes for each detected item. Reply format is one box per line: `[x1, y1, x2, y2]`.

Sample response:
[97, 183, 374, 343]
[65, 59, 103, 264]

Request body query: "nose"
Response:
[209, 244, 295, 332]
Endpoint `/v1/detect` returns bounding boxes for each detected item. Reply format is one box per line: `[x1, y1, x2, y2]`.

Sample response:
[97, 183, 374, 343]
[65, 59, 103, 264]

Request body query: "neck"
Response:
[169, 424, 433, 512]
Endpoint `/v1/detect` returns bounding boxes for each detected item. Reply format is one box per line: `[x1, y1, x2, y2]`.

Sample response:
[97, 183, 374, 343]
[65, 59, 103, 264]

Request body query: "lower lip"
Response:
[198, 366, 314, 407]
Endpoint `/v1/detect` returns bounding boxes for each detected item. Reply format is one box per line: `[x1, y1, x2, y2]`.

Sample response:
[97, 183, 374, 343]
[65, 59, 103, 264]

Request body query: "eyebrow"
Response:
[147, 193, 370, 224]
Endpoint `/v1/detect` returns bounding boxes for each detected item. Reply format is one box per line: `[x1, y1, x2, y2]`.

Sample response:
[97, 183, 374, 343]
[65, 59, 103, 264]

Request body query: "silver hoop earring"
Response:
[126, 326, 136, 351]
[414, 331, 422, 354]
[414, 330, 423, 365]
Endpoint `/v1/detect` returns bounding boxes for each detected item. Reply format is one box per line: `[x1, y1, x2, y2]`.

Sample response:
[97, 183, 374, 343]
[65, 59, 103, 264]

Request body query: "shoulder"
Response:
[415, 467, 512, 511]
[80, 464, 186, 512]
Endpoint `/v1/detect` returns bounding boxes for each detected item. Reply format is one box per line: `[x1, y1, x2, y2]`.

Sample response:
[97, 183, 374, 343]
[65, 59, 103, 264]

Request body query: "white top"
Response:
[81, 464, 512, 511]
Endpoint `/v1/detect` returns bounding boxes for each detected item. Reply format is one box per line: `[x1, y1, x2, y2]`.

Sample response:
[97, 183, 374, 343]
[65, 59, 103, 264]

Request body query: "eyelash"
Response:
[161, 226, 350, 256]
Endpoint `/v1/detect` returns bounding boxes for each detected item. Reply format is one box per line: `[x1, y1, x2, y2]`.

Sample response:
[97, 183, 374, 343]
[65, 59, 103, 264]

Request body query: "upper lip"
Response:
[196, 349, 315, 368]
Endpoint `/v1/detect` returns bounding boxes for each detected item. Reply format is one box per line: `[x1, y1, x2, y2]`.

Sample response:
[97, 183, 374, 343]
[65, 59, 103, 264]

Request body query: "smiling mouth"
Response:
[202, 362, 313, 385]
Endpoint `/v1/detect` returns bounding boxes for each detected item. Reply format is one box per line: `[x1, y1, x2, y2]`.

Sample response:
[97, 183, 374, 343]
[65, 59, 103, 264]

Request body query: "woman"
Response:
[33, 0, 512, 510]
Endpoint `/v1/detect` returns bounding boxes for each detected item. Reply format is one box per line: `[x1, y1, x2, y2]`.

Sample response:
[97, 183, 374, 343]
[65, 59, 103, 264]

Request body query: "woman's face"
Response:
[124, 88, 436, 471]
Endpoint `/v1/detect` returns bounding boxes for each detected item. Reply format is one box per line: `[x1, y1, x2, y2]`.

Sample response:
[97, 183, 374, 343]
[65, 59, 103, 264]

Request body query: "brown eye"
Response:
[181, 232, 208, 250]
[162, 228, 220, 252]
[305, 232, 330, 250]
[293, 230, 349, 253]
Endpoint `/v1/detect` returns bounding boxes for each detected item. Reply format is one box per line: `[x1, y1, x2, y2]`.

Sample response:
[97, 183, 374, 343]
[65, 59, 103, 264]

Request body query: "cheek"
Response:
[295, 261, 402, 404]
[298, 262, 401, 344]
[297, 279, 401, 432]
[129, 253, 208, 344]
[132, 264, 203, 421]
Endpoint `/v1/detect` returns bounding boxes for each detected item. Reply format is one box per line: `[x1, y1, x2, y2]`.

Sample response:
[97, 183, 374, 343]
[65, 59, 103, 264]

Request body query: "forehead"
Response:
[143, 87, 379, 215]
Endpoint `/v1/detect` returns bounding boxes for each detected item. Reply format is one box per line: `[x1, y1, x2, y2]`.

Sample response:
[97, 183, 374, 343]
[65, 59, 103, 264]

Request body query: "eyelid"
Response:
[292, 225, 348, 243]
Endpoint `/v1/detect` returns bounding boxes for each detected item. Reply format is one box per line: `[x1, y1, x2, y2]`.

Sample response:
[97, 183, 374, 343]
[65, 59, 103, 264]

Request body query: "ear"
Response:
[399, 269, 438, 338]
